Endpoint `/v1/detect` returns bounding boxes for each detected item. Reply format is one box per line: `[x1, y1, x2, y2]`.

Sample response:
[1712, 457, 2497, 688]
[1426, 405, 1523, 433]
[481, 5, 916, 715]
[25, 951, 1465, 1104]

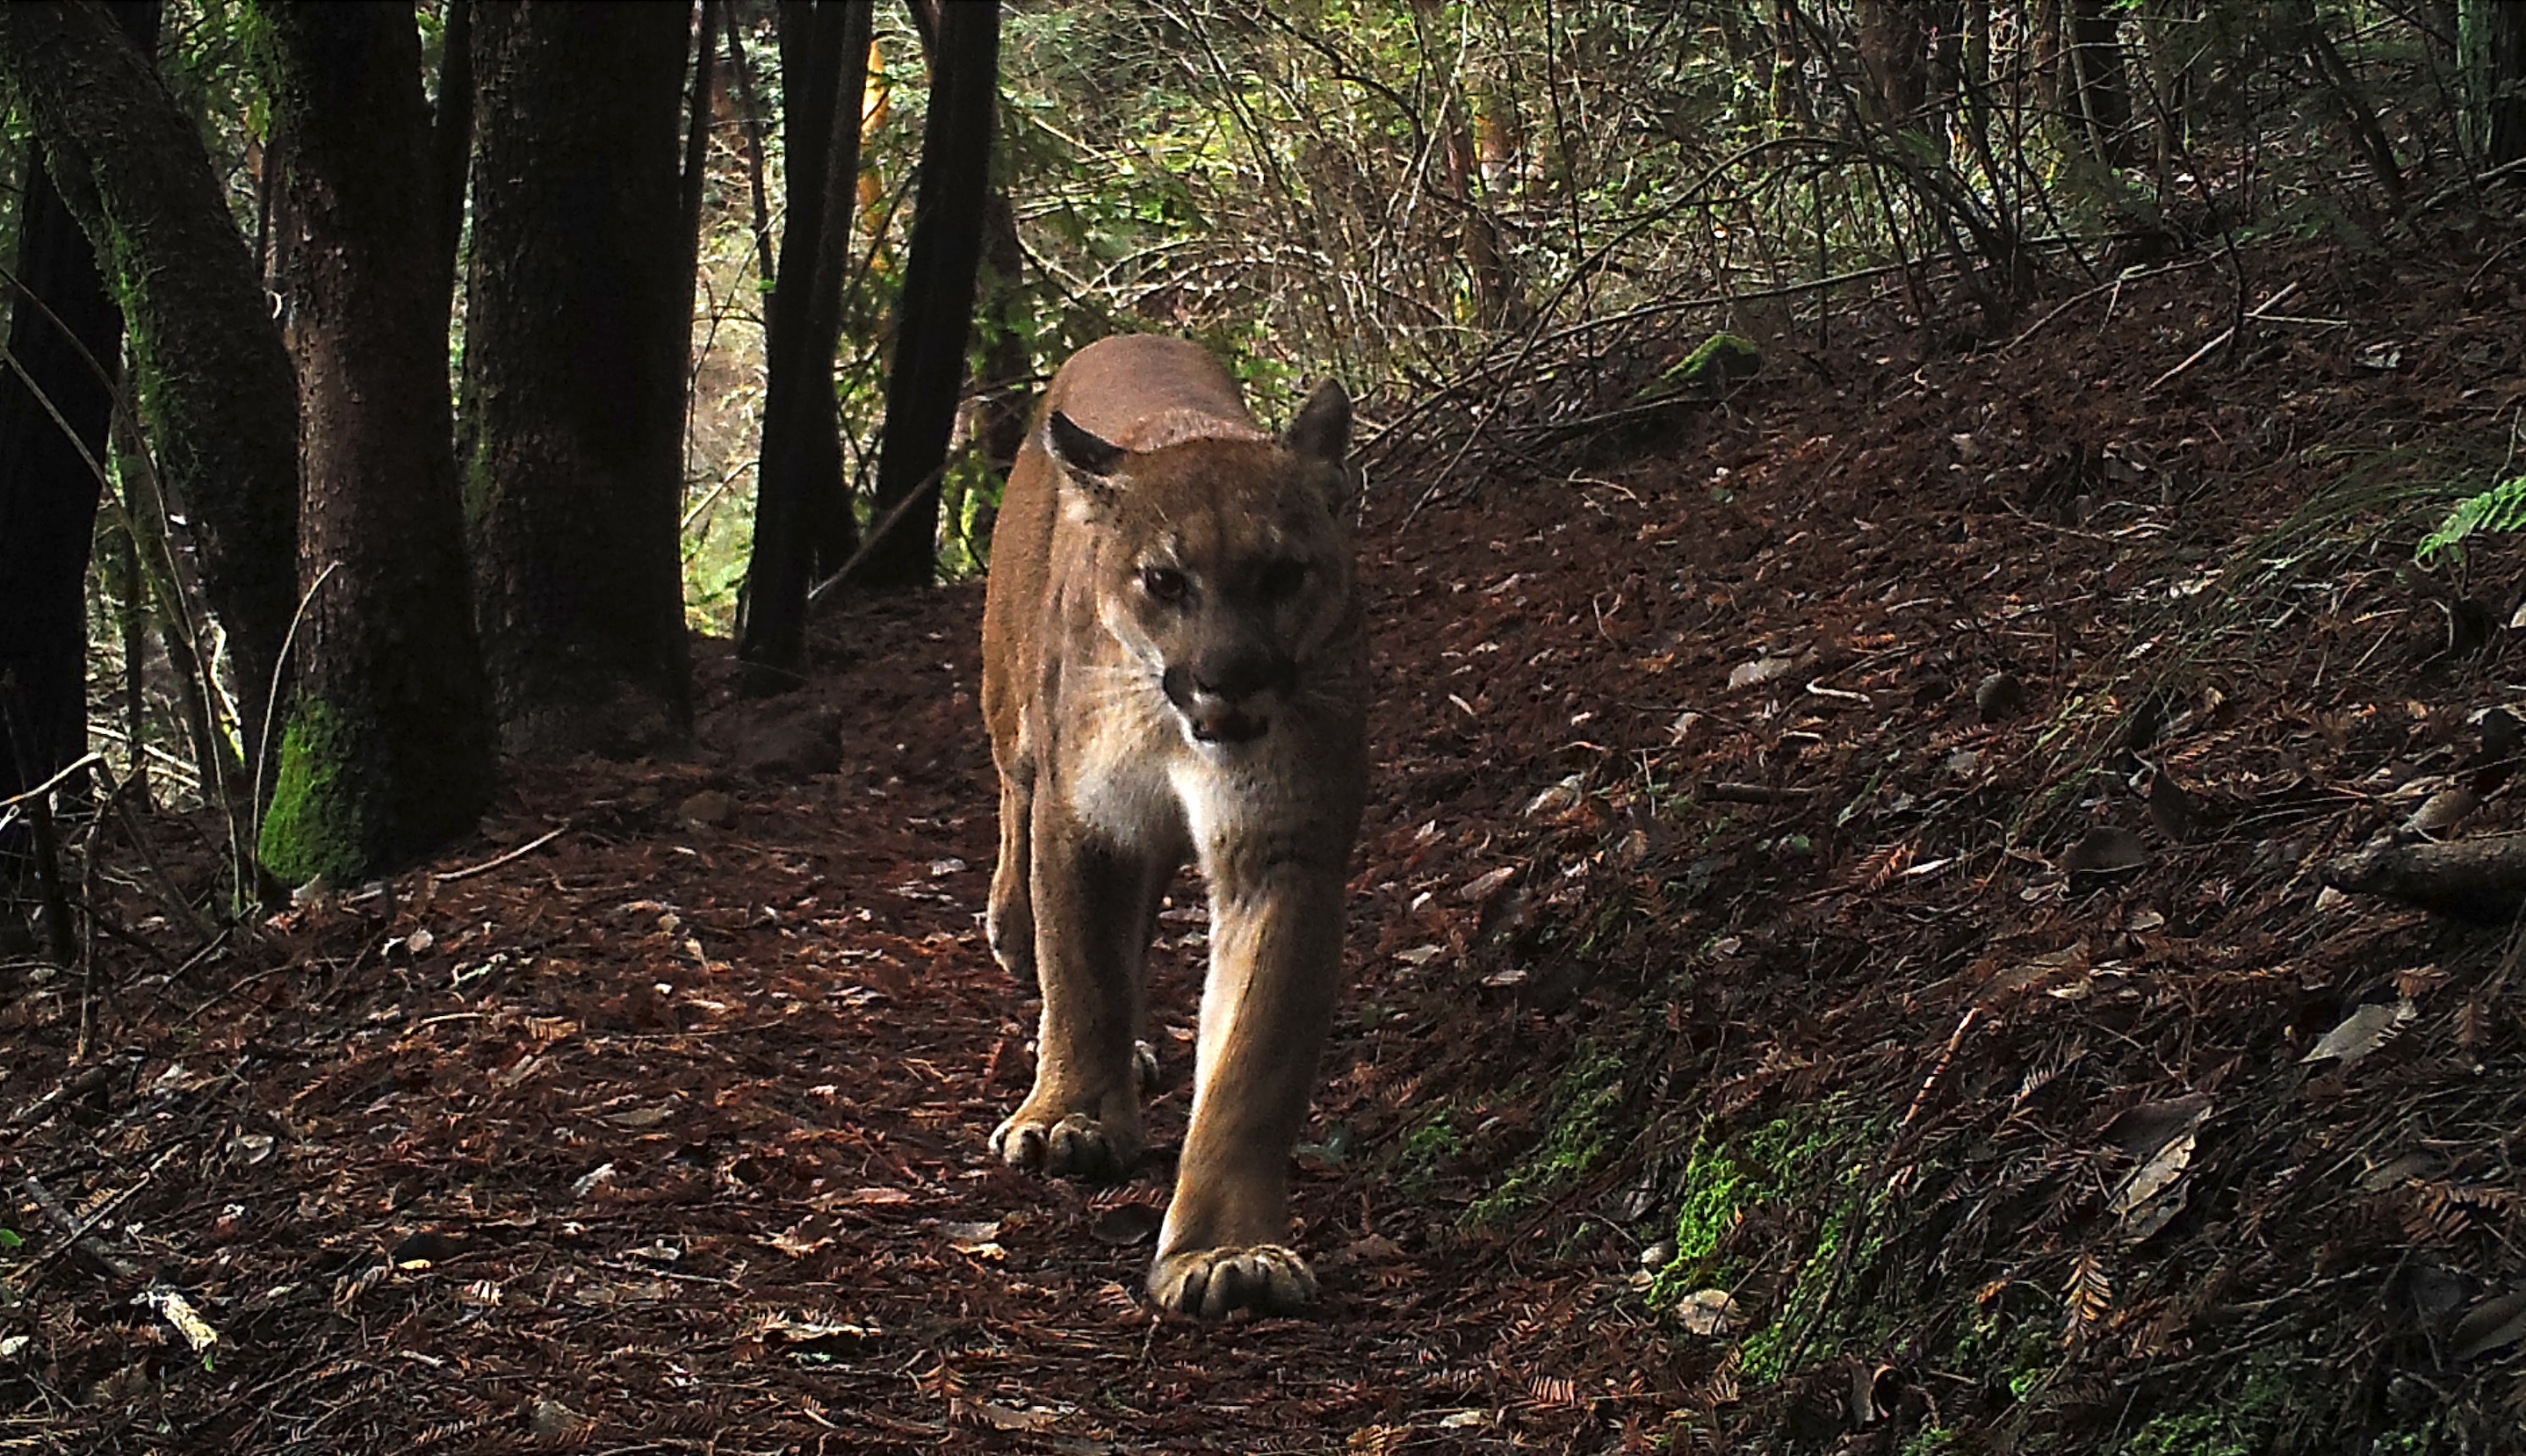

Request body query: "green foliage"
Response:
[2415, 474, 2526, 569]
[1392, 1108, 1465, 1199]
[1638, 1098, 1903, 1387]
[1461, 1038, 1628, 1229]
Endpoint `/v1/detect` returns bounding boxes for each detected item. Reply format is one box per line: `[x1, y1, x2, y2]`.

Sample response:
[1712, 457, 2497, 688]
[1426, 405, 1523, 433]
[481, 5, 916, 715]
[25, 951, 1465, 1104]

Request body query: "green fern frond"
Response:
[2416, 475, 2526, 568]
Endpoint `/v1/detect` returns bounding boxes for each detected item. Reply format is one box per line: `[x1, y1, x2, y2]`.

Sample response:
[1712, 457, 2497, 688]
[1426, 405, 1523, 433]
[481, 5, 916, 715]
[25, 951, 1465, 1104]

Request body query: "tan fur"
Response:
[978, 335, 1366, 1317]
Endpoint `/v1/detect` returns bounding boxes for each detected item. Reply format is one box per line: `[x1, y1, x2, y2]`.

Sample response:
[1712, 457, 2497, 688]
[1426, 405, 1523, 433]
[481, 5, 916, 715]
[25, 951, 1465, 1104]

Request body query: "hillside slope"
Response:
[9, 222, 2526, 1453]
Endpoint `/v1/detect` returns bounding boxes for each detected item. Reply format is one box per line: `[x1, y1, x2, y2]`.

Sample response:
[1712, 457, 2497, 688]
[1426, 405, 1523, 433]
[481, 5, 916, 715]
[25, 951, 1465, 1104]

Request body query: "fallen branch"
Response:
[2142, 282, 2302, 395]
[2319, 833, 2526, 922]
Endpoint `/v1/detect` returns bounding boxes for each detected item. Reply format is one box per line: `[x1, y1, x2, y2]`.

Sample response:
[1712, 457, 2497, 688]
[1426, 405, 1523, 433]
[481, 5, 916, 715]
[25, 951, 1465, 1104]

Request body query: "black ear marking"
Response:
[1283, 379, 1351, 466]
[1045, 409, 1129, 479]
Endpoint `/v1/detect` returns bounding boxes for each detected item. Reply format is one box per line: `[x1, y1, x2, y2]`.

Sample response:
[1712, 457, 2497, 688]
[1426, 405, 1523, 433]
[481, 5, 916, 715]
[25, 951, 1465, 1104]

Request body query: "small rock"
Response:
[1974, 671, 2026, 722]
[679, 790, 737, 829]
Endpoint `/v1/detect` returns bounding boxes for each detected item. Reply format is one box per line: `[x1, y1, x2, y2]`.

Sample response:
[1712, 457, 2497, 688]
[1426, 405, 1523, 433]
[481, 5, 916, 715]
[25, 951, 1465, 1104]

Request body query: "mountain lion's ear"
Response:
[1045, 409, 1128, 479]
[1282, 379, 1351, 467]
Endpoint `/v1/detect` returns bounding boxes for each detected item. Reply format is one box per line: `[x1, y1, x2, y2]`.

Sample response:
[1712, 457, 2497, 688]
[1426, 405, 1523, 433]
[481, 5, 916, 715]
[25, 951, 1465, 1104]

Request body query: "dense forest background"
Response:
[6, 2, 2526, 1452]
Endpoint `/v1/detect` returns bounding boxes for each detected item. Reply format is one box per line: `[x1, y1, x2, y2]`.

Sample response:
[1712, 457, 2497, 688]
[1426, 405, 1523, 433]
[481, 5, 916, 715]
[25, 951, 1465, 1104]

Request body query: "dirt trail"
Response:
[12, 229, 2526, 1453]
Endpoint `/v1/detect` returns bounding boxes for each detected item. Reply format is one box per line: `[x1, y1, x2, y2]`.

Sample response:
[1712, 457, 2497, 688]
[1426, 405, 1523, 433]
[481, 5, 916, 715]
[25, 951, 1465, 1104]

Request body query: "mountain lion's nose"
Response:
[1163, 662, 1271, 744]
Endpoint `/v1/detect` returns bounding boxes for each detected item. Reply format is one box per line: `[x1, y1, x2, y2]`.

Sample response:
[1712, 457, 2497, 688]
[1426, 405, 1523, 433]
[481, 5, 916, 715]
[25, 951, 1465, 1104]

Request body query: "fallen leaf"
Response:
[1523, 775, 1584, 818]
[1458, 866, 1518, 903]
[2146, 770, 2194, 840]
[824, 1186, 913, 1207]
[2301, 999, 2416, 1068]
[765, 1218, 835, 1258]
[1728, 655, 1797, 690]
[1088, 1204, 1161, 1246]
[2064, 825, 2149, 874]
[1678, 1288, 1740, 1336]
[959, 1400, 1060, 1432]
[2108, 1129, 2197, 1220]
[2453, 1289, 2526, 1359]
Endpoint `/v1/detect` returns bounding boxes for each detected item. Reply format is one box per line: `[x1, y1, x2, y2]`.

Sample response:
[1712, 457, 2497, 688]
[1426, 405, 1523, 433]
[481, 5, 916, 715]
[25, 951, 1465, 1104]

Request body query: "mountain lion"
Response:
[979, 334, 1367, 1317]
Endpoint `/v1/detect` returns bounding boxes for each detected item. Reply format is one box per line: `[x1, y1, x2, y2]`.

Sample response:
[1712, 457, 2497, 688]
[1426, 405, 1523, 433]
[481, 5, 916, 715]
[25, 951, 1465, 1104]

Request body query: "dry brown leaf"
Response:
[1088, 1203, 1161, 1246]
[956, 1399, 1060, 1432]
[2064, 825, 2149, 875]
[2062, 1252, 2112, 1337]
[2455, 1289, 2526, 1360]
[2300, 998, 2415, 1068]
[1677, 1288, 1740, 1336]
[1727, 655, 1798, 690]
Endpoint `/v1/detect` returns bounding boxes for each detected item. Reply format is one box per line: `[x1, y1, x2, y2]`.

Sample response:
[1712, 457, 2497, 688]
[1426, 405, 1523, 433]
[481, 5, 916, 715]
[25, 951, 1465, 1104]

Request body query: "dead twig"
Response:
[2320, 832, 2526, 922]
[2142, 281, 2302, 395]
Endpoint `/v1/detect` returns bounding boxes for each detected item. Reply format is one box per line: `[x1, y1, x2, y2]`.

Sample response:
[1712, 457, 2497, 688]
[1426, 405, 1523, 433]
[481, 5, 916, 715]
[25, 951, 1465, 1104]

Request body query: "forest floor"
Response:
[11, 217, 2526, 1455]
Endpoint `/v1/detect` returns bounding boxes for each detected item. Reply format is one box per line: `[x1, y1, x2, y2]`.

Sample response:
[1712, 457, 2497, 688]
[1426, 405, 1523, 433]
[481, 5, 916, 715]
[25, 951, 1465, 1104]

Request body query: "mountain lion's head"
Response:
[1038, 383, 1356, 752]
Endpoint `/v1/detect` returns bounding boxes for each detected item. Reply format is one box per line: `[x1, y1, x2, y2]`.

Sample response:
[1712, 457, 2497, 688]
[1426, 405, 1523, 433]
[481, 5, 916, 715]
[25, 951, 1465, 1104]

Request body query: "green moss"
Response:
[1394, 1111, 1464, 1199]
[258, 694, 379, 887]
[1641, 1099, 1913, 1385]
[1461, 1039, 1628, 1229]
[1649, 1106, 1858, 1303]
[2116, 1361, 2299, 1456]
[1678, 331, 1761, 382]
[461, 436, 501, 530]
[1741, 1171, 1894, 1380]
[2121, 1409, 2250, 1456]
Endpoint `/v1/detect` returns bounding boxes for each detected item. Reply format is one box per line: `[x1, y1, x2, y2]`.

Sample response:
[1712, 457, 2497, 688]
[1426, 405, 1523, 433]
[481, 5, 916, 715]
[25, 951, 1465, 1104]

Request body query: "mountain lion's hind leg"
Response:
[986, 756, 1035, 988]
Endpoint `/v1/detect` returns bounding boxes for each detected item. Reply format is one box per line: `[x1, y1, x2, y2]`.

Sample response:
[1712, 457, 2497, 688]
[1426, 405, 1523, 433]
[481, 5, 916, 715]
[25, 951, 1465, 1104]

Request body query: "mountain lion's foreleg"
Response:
[991, 796, 1164, 1181]
[1148, 863, 1344, 1316]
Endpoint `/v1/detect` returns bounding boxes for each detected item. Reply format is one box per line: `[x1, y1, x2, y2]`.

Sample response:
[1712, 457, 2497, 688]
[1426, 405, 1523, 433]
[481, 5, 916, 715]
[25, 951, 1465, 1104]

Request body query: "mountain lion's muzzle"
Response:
[1160, 651, 1291, 745]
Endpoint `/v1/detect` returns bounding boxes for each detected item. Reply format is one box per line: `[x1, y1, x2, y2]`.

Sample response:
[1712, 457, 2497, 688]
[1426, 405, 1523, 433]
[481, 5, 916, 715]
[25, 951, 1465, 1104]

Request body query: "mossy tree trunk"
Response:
[736, 0, 872, 687]
[459, 0, 694, 756]
[857, 0, 998, 594]
[0, 0, 299, 764]
[248, 3, 494, 887]
[0, 1, 155, 826]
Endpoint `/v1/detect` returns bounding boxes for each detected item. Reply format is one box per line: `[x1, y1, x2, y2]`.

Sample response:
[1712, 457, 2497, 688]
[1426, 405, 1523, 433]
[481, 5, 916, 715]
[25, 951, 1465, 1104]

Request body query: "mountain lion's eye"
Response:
[1259, 559, 1308, 602]
[1141, 566, 1187, 603]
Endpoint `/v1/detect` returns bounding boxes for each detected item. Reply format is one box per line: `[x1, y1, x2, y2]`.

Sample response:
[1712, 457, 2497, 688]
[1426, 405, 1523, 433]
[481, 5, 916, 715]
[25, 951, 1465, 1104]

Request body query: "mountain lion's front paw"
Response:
[991, 1106, 1137, 1181]
[1148, 1243, 1317, 1318]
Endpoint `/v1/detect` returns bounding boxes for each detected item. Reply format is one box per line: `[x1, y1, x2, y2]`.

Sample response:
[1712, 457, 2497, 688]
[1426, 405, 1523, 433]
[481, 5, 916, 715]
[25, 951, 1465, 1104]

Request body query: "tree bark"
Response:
[249, 2, 494, 886]
[0, 0, 299, 761]
[0, 1, 155, 824]
[2481, 0, 2526, 165]
[459, 1, 694, 756]
[737, 0, 872, 687]
[857, 0, 998, 594]
[2067, 0, 2134, 165]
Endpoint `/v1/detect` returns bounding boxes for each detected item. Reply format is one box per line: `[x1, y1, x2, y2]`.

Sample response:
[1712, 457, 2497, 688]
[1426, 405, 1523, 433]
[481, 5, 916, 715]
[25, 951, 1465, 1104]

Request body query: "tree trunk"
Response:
[973, 186, 1033, 482]
[736, 0, 872, 687]
[2479, 0, 2526, 165]
[460, 1, 694, 756]
[2067, 0, 2134, 165]
[0, 0, 299, 762]
[857, 0, 998, 594]
[0, 1, 155, 826]
[249, 2, 494, 887]
[1855, 0, 1929, 125]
